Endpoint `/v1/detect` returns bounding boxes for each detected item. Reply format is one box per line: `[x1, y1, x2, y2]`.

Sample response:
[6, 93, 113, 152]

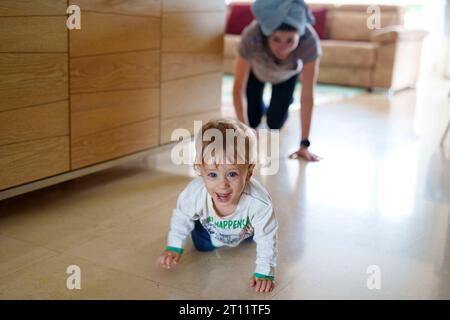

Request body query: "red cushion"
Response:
[225, 3, 254, 35]
[310, 7, 328, 39]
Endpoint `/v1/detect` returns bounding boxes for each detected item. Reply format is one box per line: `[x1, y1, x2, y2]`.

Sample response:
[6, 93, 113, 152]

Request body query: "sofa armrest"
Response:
[371, 26, 428, 44]
[371, 26, 428, 90]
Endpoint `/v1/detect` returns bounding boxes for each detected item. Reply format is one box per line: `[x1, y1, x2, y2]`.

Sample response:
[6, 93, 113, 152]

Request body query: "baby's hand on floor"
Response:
[157, 250, 181, 269]
[249, 276, 275, 293]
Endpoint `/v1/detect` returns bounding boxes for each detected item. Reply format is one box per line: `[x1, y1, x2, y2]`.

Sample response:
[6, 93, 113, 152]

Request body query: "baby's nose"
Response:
[219, 178, 230, 188]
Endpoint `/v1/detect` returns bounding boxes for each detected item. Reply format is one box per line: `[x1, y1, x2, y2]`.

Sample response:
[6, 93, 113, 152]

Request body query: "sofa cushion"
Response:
[224, 34, 240, 58]
[320, 40, 377, 67]
[318, 66, 373, 87]
[329, 11, 402, 41]
[225, 3, 254, 35]
[310, 7, 328, 39]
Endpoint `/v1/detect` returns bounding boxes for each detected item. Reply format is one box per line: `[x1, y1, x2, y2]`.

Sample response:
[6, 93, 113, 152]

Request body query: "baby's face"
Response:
[200, 163, 253, 216]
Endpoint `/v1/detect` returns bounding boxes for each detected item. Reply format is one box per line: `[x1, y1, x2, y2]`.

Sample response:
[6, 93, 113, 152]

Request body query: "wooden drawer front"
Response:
[70, 0, 161, 16]
[70, 13, 160, 57]
[160, 5, 225, 145]
[0, 136, 70, 190]
[0, 0, 67, 16]
[161, 73, 222, 119]
[163, 0, 225, 13]
[0, 53, 68, 112]
[71, 118, 159, 169]
[0, 101, 69, 146]
[162, 12, 225, 53]
[71, 88, 159, 138]
[160, 110, 222, 145]
[0, 17, 67, 53]
[70, 51, 160, 94]
[162, 53, 222, 81]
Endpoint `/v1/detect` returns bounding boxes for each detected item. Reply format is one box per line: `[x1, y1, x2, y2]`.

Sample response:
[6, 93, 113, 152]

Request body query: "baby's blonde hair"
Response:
[194, 118, 257, 171]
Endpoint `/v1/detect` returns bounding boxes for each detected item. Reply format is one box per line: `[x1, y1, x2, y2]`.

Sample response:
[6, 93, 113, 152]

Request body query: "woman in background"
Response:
[233, 0, 322, 161]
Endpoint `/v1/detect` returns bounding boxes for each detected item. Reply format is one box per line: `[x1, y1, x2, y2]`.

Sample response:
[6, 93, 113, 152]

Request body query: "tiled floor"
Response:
[0, 77, 449, 299]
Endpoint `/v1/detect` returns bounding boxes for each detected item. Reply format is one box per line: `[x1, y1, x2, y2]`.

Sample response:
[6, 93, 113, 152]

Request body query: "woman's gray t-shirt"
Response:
[238, 20, 322, 84]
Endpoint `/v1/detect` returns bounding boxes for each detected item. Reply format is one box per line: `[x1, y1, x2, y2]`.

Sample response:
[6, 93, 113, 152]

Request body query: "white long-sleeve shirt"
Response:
[167, 176, 278, 278]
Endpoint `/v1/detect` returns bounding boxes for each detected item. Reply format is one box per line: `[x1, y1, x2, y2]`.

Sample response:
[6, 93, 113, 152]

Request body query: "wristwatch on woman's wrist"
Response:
[300, 139, 310, 148]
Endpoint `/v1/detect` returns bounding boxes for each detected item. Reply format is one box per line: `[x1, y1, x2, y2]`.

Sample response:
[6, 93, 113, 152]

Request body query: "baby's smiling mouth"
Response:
[215, 192, 232, 202]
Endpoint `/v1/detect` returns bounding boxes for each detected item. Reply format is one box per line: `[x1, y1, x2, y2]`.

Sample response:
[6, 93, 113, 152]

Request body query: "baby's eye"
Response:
[207, 172, 217, 178]
[228, 171, 238, 178]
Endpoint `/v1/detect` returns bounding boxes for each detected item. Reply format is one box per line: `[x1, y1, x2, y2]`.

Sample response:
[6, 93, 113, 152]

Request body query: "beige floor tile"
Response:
[0, 253, 198, 299]
[0, 234, 58, 278]
[273, 242, 450, 300]
[0, 170, 191, 251]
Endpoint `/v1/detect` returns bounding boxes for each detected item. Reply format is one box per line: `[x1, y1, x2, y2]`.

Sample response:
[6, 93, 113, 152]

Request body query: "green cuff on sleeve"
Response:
[253, 273, 275, 280]
[166, 246, 184, 254]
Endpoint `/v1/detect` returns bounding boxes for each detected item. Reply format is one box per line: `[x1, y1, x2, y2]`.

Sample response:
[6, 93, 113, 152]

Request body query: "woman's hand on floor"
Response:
[288, 147, 322, 162]
[157, 250, 181, 269]
[250, 276, 275, 293]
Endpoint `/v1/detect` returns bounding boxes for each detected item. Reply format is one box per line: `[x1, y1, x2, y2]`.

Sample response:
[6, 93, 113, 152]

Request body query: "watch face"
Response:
[301, 140, 310, 147]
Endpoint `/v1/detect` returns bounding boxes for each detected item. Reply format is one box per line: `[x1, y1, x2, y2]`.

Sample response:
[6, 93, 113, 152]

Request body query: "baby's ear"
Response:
[246, 164, 255, 181]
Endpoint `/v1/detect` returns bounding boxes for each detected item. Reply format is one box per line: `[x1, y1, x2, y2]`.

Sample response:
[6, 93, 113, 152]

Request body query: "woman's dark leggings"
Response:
[246, 70, 298, 129]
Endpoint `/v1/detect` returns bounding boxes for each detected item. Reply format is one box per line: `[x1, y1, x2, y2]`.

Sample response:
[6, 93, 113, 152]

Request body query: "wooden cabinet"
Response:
[160, 2, 225, 144]
[69, 8, 161, 168]
[0, 0, 224, 196]
[0, 4, 70, 190]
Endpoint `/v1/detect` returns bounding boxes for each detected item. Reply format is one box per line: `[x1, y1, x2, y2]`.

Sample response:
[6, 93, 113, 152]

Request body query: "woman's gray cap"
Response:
[251, 0, 315, 36]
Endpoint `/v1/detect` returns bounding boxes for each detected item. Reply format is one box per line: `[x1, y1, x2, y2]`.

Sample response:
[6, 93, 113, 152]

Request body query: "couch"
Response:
[224, 2, 428, 91]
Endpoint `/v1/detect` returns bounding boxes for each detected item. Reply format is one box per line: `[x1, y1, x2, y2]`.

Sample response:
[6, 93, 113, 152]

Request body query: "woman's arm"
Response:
[233, 55, 250, 124]
[289, 59, 322, 161]
[299, 58, 319, 141]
